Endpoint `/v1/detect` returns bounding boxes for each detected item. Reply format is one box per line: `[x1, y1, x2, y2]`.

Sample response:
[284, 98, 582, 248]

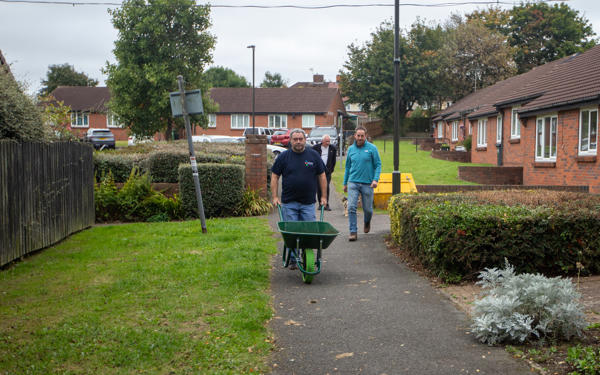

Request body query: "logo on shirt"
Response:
[304, 161, 314, 167]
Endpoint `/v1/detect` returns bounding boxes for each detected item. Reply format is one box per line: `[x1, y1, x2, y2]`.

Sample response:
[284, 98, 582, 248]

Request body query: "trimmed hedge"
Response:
[389, 191, 600, 282]
[94, 153, 146, 182]
[178, 163, 244, 218]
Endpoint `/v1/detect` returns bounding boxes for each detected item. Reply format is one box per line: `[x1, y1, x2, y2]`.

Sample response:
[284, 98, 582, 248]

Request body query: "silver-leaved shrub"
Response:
[471, 260, 586, 345]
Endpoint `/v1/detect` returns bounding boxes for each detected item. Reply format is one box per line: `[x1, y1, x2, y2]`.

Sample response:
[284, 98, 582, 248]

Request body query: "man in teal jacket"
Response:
[343, 127, 382, 241]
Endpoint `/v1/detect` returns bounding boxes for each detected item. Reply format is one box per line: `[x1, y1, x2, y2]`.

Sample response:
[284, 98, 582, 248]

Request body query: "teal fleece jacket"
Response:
[343, 141, 382, 185]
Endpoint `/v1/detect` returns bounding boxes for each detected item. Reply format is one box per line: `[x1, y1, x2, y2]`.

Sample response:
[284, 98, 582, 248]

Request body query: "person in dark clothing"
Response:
[312, 134, 337, 211]
[272, 129, 328, 269]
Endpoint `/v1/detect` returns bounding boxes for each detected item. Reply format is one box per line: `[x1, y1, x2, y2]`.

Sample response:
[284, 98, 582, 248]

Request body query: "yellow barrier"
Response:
[372, 173, 417, 209]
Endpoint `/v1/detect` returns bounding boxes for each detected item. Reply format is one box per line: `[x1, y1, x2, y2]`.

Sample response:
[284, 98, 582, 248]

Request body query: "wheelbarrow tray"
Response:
[278, 221, 339, 250]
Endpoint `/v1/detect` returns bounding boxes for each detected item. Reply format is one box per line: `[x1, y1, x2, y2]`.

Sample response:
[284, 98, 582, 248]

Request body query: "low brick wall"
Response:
[431, 150, 471, 163]
[458, 166, 522, 185]
[416, 185, 589, 193]
[415, 138, 435, 151]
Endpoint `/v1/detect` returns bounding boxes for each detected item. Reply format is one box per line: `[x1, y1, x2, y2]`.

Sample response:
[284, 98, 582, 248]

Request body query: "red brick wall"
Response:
[244, 135, 268, 199]
[431, 150, 471, 163]
[522, 107, 600, 193]
[458, 166, 523, 185]
[470, 117, 498, 165]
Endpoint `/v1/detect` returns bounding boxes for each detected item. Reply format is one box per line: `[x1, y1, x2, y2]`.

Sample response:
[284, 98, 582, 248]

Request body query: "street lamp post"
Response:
[247, 45, 256, 132]
[392, 0, 401, 194]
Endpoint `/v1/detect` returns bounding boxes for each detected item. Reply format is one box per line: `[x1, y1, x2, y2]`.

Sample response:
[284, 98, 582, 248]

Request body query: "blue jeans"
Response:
[280, 201, 316, 222]
[347, 182, 374, 234]
[281, 202, 316, 265]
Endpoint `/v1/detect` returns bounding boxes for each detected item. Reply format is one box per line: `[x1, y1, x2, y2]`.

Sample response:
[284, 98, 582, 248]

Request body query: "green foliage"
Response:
[39, 63, 98, 97]
[94, 152, 146, 182]
[388, 191, 600, 282]
[260, 71, 288, 88]
[95, 167, 183, 222]
[204, 66, 249, 87]
[178, 163, 244, 218]
[39, 95, 78, 141]
[0, 73, 45, 141]
[104, 0, 216, 139]
[567, 345, 600, 374]
[471, 261, 586, 345]
[339, 20, 445, 129]
[237, 188, 273, 216]
[461, 135, 472, 151]
[145, 151, 189, 183]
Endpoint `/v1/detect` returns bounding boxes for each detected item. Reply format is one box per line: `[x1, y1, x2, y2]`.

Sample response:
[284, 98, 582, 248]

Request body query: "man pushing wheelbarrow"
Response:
[271, 129, 339, 283]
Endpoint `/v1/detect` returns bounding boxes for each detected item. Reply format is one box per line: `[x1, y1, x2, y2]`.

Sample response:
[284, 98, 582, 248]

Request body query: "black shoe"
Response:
[325, 205, 331, 211]
[364, 221, 371, 233]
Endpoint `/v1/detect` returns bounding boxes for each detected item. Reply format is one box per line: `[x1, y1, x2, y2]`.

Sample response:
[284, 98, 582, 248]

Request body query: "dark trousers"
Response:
[317, 173, 331, 207]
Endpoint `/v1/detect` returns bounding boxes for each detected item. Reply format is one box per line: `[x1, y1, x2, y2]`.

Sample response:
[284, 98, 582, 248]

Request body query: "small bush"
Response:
[143, 151, 229, 183]
[0, 73, 45, 141]
[237, 188, 272, 216]
[178, 163, 244, 218]
[94, 153, 146, 182]
[567, 345, 600, 374]
[471, 261, 586, 345]
[94, 171, 120, 222]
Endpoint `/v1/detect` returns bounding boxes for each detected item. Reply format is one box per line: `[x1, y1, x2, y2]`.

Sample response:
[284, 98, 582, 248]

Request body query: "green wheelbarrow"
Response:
[277, 204, 339, 284]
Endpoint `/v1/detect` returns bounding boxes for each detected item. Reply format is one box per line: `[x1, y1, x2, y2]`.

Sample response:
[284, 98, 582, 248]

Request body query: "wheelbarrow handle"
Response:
[319, 204, 324, 222]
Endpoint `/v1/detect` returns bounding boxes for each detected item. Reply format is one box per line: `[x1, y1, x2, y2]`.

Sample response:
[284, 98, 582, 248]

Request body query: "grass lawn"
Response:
[0, 218, 277, 374]
[332, 140, 489, 196]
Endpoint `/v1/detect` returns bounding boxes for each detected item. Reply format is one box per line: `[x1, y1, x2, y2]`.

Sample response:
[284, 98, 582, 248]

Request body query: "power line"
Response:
[0, 0, 563, 8]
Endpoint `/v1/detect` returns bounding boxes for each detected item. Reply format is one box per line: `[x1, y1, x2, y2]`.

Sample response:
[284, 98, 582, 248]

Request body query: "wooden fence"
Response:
[0, 141, 94, 267]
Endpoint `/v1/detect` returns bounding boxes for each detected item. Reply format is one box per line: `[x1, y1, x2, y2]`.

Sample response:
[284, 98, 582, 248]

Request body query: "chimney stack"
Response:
[313, 74, 324, 83]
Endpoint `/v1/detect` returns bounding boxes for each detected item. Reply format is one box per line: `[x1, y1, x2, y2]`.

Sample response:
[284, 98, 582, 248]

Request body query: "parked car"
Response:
[307, 126, 339, 147]
[84, 128, 115, 150]
[127, 135, 153, 146]
[243, 127, 273, 143]
[271, 128, 293, 147]
[191, 135, 242, 143]
[267, 144, 286, 158]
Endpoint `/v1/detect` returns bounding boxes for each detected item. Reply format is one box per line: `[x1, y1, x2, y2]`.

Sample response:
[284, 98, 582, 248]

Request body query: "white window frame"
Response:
[535, 114, 558, 162]
[302, 114, 315, 128]
[437, 121, 443, 139]
[579, 108, 598, 155]
[208, 114, 217, 128]
[268, 114, 287, 129]
[496, 115, 503, 144]
[451, 121, 458, 142]
[230, 114, 249, 129]
[477, 118, 487, 147]
[106, 111, 123, 128]
[70, 111, 89, 128]
[511, 106, 521, 139]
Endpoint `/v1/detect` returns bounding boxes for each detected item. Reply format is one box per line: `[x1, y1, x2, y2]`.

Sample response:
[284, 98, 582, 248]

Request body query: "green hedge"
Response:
[389, 192, 600, 282]
[94, 153, 146, 182]
[178, 163, 244, 218]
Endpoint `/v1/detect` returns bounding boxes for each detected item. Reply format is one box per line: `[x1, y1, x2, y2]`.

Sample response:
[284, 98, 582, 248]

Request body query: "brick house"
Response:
[433, 45, 600, 193]
[49, 86, 129, 141]
[204, 87, 347, 136]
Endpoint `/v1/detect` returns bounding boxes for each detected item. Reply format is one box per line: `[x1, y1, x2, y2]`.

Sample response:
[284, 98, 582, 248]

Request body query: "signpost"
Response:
[170, 76, 207, 233]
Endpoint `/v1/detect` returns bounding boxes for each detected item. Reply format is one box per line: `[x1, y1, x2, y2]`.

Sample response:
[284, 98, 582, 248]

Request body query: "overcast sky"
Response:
[1, 0, 599, 95]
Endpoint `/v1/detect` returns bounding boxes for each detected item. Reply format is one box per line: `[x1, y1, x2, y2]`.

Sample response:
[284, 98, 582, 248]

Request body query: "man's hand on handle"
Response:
[343, 185, 347, 193]
[370, 180, 378, 188]
[272, 196, 281, 206]
[320, 197, 327, 207]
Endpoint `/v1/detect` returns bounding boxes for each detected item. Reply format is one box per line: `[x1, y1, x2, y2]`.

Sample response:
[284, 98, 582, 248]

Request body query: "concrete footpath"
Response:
[267, 188, 531, 375]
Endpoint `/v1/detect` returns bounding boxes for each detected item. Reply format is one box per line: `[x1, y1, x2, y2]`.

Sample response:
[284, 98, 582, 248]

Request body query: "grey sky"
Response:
[1, 0, 599, 95]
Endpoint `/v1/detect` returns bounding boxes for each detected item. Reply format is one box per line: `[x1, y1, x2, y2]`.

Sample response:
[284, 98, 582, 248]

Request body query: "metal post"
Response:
[392, 0, 401, 194]
[177, 75, 207, 233]
[247, 45, 255, 131]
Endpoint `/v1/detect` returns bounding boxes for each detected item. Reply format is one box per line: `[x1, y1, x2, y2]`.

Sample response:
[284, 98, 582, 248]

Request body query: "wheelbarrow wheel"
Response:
[301, 249, 315, 284]
[282, 244, 291, 267]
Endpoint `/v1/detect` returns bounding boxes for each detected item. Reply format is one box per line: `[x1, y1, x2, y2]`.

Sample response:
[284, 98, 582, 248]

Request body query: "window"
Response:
[268, 114, 287, 128]
[496, 115, 502, 144]
[451, 121, 458, 142]
[536, 115, 557, 161]
[437, 122, 443, 138]
[106, 112, 122, 128]
[477, 119, 487, 147]
[71, 111, 89, 127]
[511, 106, 521, 139]
[579, 108, 598, 155]
[208, 114, 216, 128]
[230, 114, 249, 129]
[302, 114, 315, 128]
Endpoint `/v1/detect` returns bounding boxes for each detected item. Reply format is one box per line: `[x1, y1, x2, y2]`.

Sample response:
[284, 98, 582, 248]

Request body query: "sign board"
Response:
[169, 89, 204, 117]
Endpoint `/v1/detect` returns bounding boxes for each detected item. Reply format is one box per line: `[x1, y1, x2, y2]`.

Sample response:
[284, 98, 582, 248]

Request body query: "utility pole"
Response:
[247, 45, 256, 131]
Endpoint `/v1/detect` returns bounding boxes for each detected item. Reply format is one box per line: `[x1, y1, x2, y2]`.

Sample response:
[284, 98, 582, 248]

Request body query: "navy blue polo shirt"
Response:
[271, 148, 325, 204]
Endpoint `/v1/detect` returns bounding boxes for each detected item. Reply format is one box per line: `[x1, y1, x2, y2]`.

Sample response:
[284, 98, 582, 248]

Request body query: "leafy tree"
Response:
[465, 7, 510, 34]
[39, 63, 98, 97]
[441, 19, 516, 100]
[507, 2, 596, 73]
[0, 73, 44, 141]
[39, 95, 77, 140]
[339, 20, 445, 131]
[104, 0, 216, 139]
[204, 66, 249, 87]
[260, 71, 288, 88]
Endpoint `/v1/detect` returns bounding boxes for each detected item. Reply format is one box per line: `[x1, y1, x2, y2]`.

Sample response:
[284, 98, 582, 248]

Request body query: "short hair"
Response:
[289, 128, 306, 139]
[322, 134, 331, 141]
[355, 126, 367, 135]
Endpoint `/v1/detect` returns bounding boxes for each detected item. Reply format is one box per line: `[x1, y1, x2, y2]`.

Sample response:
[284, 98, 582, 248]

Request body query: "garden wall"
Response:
[0, 141, 94, 266]
[458, 166, 523, 185]
[416, 185, 589, 193]
[431, 150, 471, 163]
